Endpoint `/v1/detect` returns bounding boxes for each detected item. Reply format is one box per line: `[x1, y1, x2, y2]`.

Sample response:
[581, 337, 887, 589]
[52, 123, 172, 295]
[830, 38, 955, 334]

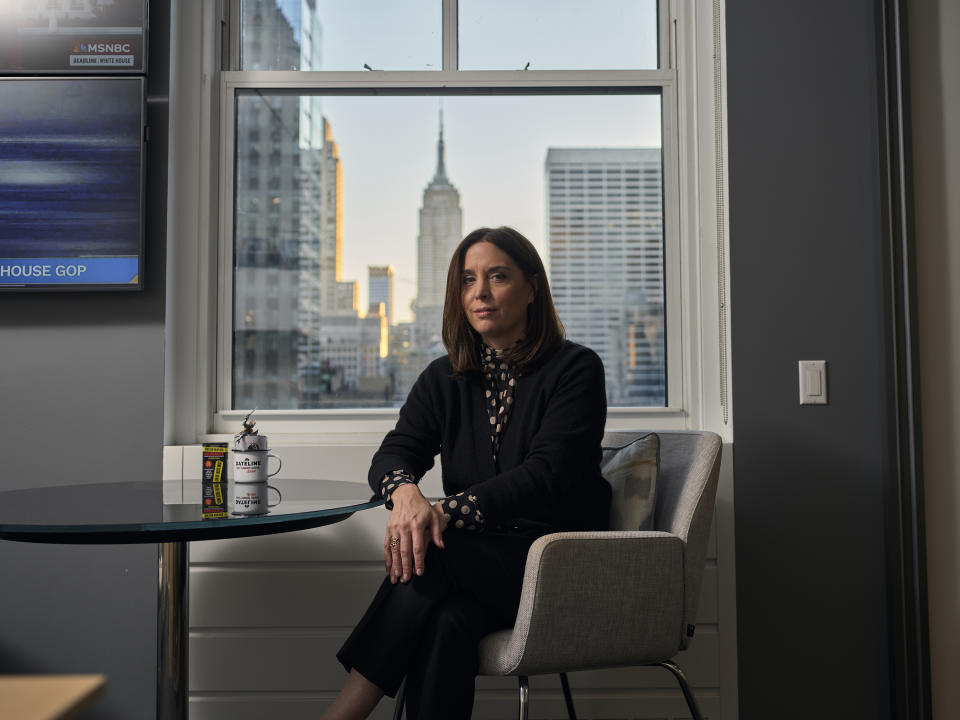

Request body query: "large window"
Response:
[231, 91, 665, 410]
[177, 0, 729, 437]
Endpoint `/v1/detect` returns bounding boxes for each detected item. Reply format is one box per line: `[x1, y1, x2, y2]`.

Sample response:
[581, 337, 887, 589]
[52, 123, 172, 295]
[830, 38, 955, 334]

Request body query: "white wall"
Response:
[910, 0, 960, 717]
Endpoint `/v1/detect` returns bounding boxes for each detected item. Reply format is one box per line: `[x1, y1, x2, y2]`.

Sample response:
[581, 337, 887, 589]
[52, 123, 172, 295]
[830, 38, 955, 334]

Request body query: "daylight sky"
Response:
[253, 0, 661, 322]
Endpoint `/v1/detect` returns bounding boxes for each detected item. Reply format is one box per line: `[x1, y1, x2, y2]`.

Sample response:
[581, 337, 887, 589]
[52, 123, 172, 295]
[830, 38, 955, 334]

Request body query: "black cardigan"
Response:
[368, 341, 611, 532]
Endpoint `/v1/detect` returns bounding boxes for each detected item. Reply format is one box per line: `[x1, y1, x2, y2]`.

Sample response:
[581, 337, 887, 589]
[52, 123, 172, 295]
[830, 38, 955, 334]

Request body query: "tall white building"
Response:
[413, 111, 462, 346]
[546, 147, 666, 405]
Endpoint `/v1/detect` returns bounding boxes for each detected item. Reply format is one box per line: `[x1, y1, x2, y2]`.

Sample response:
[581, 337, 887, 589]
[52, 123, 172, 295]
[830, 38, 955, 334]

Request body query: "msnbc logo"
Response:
[72, 42, 133, 54]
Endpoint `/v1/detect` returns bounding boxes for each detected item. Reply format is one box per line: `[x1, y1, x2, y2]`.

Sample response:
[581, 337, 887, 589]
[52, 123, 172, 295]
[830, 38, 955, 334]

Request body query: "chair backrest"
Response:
[602, 429, 722, 650]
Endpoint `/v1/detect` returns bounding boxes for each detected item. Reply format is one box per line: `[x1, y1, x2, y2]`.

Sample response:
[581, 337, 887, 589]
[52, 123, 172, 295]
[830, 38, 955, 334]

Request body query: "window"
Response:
[169, 0, 730, 438]
[230, 92, 664, 411]
[457, 0, 658, 71]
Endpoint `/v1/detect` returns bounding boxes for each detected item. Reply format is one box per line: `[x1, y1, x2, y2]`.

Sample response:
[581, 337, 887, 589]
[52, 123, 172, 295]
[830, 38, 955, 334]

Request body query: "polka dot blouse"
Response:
[378, 342, 520, 532]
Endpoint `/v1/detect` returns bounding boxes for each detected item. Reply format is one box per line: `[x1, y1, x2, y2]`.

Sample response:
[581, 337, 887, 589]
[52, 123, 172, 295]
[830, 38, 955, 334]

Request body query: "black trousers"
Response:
[336, 528, 542, 720]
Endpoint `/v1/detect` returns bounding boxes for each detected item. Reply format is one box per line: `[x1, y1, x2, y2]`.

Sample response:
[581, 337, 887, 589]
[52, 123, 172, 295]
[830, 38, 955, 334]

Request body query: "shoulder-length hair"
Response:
[442, 226, 564, 375]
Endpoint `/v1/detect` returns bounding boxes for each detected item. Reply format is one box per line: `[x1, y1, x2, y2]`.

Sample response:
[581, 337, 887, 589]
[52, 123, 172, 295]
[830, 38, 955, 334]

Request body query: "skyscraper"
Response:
[233, 1, 389, 409]
[413, 110, 462, 347]
[546, 147, 665, 405]
[317, 117, 345, 315]
[233, 1, 323, 410]
[368, 265, 395, 326]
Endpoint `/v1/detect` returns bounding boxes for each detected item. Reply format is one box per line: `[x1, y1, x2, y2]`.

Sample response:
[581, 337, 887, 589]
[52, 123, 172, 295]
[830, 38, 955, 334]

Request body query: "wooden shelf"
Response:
[0, 675, 106, 720]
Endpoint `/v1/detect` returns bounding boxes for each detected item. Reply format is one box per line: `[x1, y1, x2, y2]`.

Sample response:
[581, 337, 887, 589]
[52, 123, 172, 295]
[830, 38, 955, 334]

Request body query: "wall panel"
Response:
[183, 487, 722, 718]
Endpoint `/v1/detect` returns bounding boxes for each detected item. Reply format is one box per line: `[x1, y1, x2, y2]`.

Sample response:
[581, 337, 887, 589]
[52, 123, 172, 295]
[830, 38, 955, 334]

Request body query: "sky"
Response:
[323, 94, 662, 322]
[246, 0, 661, 322]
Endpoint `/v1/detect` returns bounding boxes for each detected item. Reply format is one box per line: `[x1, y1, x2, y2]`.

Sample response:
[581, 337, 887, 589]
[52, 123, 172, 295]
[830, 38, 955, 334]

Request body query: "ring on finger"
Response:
[389, 536, 400, 549]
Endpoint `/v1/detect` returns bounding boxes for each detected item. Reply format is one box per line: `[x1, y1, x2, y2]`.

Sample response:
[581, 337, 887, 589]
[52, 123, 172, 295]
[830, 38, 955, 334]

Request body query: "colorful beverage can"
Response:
[201, 443, 229, 519]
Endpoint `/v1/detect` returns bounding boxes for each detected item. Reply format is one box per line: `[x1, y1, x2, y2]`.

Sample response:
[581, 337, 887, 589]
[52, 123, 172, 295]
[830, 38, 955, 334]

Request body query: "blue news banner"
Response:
[0, 257, 139, 285]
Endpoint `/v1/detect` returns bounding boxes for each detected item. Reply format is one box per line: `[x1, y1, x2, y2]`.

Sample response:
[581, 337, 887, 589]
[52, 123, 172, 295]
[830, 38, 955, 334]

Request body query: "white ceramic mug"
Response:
[232, 449, 281, 483]
[232, 481, 282, 516]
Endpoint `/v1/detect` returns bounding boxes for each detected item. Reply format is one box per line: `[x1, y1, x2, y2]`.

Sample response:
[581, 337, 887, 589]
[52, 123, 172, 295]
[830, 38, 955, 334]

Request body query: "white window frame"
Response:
[165, 0, 731, 446]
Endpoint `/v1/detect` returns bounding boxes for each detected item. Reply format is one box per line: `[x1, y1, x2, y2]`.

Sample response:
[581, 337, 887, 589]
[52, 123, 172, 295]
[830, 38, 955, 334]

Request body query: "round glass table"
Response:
[0, 479, 383, 720]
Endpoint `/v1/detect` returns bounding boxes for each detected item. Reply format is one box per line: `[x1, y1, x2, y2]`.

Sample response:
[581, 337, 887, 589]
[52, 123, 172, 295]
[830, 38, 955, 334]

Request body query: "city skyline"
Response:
[325, 93, 663, 323]
[238, 2, 663, 326]
[232, 0, 668, 410]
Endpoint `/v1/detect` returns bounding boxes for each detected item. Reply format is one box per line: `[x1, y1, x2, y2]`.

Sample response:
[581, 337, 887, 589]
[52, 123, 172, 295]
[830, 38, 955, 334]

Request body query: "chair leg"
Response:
[559, 672, 578, 720]
[392, 678, 406, 720]
[518, 675, 529, 720]
[654, 660, 705, 720]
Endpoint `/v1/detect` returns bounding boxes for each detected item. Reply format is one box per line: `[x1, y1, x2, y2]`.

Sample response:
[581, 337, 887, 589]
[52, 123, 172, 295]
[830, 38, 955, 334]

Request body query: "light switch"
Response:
[799, 360, 827, 405]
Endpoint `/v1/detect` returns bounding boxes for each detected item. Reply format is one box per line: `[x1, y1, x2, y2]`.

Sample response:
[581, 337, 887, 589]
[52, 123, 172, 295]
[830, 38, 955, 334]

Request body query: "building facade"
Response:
[233, 1, 323, 410]
[546, 147, 666, 406]
[368, 265, 395, 327]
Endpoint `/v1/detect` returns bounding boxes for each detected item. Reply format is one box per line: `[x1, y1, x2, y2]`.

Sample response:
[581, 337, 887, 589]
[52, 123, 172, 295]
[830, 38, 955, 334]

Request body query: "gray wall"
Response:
[4, 2, 942, 719]
[726, 0, 895, 717]
[910, 0, 960, 716]
[0, 3, 169, 718]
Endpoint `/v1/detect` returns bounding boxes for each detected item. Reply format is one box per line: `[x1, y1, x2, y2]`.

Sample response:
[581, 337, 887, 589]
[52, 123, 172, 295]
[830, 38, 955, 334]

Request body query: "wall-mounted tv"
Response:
[0, 0, 147, 74]
[0, 77, 146, 291]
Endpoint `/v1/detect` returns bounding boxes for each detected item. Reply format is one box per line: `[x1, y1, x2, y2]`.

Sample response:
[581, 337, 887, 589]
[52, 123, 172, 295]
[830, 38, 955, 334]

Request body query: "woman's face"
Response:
[460, 241, 536, 350]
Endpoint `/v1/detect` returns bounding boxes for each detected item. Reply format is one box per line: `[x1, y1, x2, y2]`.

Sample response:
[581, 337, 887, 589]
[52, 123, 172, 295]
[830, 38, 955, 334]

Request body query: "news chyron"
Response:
[0, 1, 146, 74]
[0, 78, 145, 291]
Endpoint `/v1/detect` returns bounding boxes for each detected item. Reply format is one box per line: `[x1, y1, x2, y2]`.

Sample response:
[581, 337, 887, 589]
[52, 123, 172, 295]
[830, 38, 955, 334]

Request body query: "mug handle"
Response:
[267, 484, 282, 508]
[267, 453, 282, 478]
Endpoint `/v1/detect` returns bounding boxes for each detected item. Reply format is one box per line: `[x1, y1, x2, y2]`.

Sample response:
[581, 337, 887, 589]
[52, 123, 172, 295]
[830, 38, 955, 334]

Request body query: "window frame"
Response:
[166, 0, 731, 444]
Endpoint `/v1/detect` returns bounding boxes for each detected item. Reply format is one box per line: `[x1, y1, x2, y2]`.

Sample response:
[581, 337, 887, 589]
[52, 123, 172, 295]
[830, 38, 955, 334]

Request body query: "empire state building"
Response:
[413, 111, 463, 346]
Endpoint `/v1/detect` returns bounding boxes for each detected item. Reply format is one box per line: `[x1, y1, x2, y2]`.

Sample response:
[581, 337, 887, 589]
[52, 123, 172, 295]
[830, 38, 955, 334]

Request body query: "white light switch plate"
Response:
[799, 360, 827, 405]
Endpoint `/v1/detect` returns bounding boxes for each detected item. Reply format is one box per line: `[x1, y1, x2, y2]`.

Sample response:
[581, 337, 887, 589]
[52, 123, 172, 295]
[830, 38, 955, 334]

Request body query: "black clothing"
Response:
[368, 340, 611, 533]
[340, 340, 609, 720]
[378, 341, 523, 530]
[337, 529, 540, 718]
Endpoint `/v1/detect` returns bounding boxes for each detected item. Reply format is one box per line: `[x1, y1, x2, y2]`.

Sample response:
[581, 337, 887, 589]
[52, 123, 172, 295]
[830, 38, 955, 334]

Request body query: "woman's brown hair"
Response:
[442, 226, 564, 375]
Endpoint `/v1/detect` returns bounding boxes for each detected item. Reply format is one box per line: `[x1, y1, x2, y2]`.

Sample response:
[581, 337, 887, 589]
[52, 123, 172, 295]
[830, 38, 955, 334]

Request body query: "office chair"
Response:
[394, 429, 722, 720]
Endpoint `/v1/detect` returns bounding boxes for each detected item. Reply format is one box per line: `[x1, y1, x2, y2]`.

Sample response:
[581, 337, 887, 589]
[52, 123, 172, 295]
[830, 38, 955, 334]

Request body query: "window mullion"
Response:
[222, 0, 240, 72]
[443, 0, 458, 71]
[217, 80, 237, 420]
[220, 69, 674, 90]
[661, 0, 676, 70]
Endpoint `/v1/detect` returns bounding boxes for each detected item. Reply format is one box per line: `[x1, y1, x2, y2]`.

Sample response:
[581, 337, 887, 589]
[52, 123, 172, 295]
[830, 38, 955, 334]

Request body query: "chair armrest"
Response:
[478, 531, 685, 676]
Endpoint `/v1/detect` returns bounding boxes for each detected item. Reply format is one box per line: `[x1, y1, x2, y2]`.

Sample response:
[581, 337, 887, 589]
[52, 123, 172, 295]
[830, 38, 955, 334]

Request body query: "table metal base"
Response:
[158, 541, 189, 720]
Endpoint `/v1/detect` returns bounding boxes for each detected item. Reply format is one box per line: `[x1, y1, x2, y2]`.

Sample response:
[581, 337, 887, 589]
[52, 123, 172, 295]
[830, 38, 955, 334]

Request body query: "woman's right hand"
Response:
[384, 484, 445, 584]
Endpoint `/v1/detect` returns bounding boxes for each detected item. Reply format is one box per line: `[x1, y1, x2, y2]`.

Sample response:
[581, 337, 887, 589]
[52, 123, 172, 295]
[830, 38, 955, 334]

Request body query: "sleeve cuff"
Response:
[439, 490, 485, 531]
[380, 470, 418, 510]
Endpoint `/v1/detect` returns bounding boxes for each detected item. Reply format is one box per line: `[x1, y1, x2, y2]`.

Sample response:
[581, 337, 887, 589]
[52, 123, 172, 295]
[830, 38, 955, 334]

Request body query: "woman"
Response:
[324, 226, 610, 720]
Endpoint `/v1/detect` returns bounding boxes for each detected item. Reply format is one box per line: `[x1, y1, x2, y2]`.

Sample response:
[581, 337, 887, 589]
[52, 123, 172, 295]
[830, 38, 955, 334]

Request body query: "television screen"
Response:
[0, 0, 147, 74]
[0, 77, 146, 291]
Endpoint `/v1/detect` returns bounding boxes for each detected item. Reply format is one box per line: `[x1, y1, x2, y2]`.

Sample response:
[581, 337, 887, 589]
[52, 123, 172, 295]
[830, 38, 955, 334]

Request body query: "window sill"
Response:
[204, 405, 689, 446]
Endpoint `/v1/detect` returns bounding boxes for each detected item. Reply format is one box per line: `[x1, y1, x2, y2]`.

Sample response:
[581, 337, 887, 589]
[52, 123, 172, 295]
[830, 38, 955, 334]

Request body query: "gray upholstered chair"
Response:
[394, 429, 722, 720]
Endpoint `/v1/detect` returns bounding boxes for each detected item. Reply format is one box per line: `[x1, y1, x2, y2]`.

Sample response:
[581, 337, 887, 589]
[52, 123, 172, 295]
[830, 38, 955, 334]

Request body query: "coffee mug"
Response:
[233, 449, 281, 483]
[232, 481, 282, 516]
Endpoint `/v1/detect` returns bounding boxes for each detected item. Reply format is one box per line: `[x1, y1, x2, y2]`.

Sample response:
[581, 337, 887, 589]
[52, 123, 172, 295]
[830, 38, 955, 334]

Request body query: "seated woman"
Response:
[324, 226, 610, 720]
